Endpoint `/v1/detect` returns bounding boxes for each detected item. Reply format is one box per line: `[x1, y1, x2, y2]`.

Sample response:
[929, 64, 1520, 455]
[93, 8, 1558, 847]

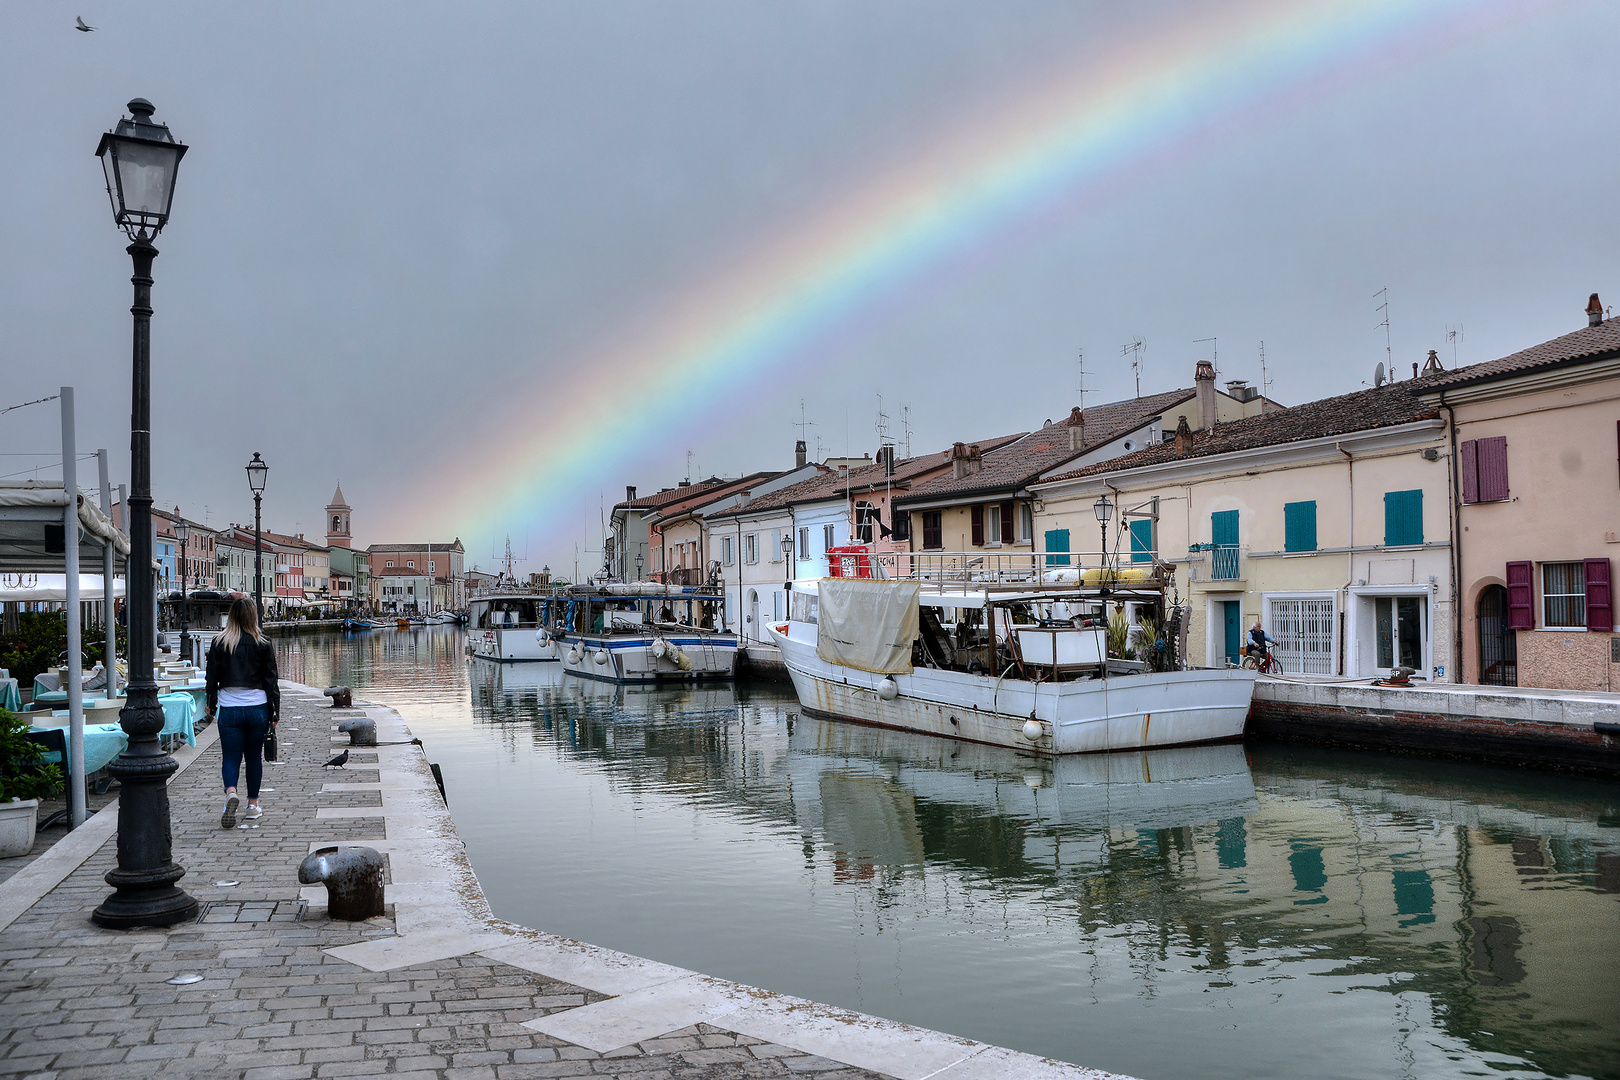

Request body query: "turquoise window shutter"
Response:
[1211, 510, 1239, 547]
[1044, 528, 1070, 566]
[1129, 519, 1153, 563]
[1284, 501, 1317, 552]
[1384, 490, 1423, 546]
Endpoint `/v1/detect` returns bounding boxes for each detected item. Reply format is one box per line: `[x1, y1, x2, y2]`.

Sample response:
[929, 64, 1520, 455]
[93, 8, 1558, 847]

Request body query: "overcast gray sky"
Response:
[3, 1, 1615, 577]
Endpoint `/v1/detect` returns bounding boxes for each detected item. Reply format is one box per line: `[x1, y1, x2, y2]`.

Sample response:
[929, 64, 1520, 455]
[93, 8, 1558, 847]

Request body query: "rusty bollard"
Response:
[298, 846, 386, 920]
[338, 718, 377, 746]
[324, 685, 354, 708]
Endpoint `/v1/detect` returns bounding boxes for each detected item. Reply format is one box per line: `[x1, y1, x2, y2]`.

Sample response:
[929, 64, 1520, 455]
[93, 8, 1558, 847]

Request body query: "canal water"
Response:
[278, 627, 1620, 1080]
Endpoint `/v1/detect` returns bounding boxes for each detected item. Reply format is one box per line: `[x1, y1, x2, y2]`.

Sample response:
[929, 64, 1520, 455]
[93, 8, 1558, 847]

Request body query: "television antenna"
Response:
[1446, 324, 1464, 368]
[1121, 338, 1145, 397]
[1194, 336, 1218, 375]
[874, 394, 891, 446]
[1257, 340, 1273, 400]
[1075, 348, 1090, 411]
[685, 450, 693, 483]
[900, 404, 913, 459]
[1375, 287, 1393, 373]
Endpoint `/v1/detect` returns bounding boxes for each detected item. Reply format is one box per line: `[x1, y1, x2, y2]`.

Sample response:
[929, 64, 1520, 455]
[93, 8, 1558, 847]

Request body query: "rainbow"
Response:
[385, 0, 1547, 563]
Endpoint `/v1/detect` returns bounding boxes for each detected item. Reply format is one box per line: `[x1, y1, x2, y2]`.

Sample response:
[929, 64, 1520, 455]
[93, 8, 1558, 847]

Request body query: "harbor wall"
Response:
[1249, 679, 1620, 778]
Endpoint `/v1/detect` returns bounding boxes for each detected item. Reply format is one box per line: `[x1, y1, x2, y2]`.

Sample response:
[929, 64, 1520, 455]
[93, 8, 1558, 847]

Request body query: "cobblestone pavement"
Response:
[0, 688, 894, 1080]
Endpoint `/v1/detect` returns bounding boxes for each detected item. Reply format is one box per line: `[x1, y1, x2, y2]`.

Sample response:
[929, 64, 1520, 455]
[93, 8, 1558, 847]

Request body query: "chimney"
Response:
[1174, 415, 1193, 455]
[678, 479, 690, 488]
[1195, 359, 1217, 431]
[1420, 349, 1444, 377]
[626, 485, 637, 502]
[1588, 293, 1604, 327]
[1224, 379, 1256, 403]
[1066, 405, 1085, 451]
[880, 445, 896, 476]
[951, 441, 983, 480]
[795, 440, 807, 468]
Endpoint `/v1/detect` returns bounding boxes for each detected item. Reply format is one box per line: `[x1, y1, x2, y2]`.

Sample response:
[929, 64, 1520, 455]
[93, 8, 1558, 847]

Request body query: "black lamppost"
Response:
[173, 508, 191, 662]
[91, 98, 197, 928]
[781, 533, 794, 590]
[634, 553, 644, 581]
[246, 453, 267, 617]
[1093, 494, 1114, 560]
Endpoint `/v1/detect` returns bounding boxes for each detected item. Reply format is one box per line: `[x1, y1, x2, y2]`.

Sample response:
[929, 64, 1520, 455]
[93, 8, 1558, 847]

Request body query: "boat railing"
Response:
[862, 549, 1168, 594]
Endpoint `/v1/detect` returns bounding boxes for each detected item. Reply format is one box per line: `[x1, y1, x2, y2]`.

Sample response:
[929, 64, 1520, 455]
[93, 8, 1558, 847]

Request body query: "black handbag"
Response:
[264, 724, 278, 762]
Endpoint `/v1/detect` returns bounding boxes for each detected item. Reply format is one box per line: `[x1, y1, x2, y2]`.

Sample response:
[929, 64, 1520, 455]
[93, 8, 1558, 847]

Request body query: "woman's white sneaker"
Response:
[222, 794, 239, 829]
[243, 805, 262, 820]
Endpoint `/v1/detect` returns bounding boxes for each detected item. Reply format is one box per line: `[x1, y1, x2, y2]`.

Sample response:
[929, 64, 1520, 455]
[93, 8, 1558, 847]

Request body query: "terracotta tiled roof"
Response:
[894, 389, 1195, 505]
[1042, 379, 1443, 483]
[1422, 314, 1620, 389]
[366, 541, 466, 553]
[709, 436, 1024, 519]
[614, 479, 730, 510]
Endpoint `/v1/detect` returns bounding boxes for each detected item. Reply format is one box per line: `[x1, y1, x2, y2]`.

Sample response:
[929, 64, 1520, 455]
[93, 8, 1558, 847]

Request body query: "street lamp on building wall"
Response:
[173, 509, 192, 661]
[246, 453, 267, 618]
[91, 99, 197, 928]
[781, 533, 794, 591]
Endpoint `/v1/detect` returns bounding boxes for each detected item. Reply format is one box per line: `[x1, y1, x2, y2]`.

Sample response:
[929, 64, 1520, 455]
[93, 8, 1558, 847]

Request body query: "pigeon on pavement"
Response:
[322, 749, 349, 768]
[76, 16, 96, 31]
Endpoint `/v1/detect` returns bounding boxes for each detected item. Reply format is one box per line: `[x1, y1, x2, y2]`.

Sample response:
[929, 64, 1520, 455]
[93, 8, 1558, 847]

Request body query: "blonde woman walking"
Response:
[205, 598, 281, 828]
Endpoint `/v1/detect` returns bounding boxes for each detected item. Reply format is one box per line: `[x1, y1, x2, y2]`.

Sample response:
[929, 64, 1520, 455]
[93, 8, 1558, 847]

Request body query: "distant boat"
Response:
[340, 618, 371, 631]
[553, 584, 737, 684]
[467, 590, 557, 662]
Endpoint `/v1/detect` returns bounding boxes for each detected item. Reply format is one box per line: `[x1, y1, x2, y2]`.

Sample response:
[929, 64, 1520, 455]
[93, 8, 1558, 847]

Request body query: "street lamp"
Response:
[246, 452, 267, 618]
[634, 553, 644, 581]
[781, 533, 794, 589]
[92, 99, 197, 929]
[1093, 494, 1114, 559]
[173, 509, 191, 662]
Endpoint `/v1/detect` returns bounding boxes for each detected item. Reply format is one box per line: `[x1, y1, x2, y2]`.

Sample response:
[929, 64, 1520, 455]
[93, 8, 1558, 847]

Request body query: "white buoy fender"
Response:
[567, 647, 582, 665]
[535, 628, 550, 646]
[878, 677, 899, 700]
[593, 648, 609, 665]
[1022, 719, 1044, 743]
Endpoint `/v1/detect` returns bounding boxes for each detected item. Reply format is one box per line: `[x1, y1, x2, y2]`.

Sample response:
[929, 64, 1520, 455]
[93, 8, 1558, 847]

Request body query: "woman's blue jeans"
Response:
[218, 704, 270, 798]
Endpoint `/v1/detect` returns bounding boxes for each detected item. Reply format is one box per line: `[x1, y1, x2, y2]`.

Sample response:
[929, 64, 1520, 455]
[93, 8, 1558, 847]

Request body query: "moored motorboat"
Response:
[467, 590, 558, 661]
[552, 584, 737, 683]
[765, 553, 1256, 756]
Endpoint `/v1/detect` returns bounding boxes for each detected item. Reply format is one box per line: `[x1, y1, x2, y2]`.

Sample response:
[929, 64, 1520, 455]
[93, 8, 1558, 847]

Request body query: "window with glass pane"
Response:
[985, 504, 1002, 544]
[798, 528, 809, 558]
[1017, 503, 1032, 542]
[1542, 562, 1586, 628]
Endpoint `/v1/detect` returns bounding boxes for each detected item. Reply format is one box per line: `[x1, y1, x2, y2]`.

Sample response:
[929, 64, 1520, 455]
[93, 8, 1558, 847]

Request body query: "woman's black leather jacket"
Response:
[205, 636, 281, 723]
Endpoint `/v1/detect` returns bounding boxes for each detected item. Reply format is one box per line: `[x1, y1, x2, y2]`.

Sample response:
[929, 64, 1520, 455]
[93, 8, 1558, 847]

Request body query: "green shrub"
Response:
[0, 613, 124, 687]
[0, 708, 64, 803]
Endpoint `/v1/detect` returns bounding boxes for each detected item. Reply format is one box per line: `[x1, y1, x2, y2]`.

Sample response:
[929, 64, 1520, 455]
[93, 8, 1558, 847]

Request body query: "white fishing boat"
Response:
[551, 584, 737, 683]
[765, 552, 1256, 756]
[466, 590, 558, 662]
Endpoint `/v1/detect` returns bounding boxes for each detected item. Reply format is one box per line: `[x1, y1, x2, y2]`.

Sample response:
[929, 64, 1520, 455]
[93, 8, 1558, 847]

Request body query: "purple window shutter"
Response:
[970, 505, 984, 547]
[1586, 558, 1612, 632]
[1000, 503, 1015, 544]
[1459, 440, 1479, 504]
[1506, 561, 1534, 630]
[1478, 436, 1509, 502]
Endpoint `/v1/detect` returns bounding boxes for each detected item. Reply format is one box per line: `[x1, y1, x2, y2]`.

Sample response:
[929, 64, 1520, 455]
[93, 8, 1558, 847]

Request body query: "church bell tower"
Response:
[325, 484, 352, 549]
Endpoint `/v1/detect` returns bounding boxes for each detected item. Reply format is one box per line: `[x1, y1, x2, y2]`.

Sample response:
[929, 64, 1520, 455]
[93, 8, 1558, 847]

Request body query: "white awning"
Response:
[0, 574, 125, 602]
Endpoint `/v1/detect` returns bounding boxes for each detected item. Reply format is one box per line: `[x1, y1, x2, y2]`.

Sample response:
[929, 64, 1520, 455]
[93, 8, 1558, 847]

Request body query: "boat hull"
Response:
[769, 621, 1255, 756]
[557, 632, 737, 683]
[466, 626, 558, 662]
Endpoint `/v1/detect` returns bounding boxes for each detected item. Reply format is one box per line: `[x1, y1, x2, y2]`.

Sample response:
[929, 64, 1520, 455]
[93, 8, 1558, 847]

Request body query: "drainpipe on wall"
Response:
[1338, 444, 1354, 676]
[1441, 391, 1464, 683]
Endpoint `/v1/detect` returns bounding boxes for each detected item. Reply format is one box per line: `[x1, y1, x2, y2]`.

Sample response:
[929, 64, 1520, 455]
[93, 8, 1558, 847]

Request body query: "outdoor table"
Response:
[157, 692, 197, 747]
[0, 677, 19, 713]
[30, 719, 128, 774]
[31, 690, 107, 709]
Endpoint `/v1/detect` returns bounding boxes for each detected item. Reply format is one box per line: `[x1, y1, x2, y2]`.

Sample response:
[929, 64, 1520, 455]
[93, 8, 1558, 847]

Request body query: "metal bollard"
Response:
[323, 685, 354, 708]
[337, 718, 377, 746]
[298, 846, 386, 920]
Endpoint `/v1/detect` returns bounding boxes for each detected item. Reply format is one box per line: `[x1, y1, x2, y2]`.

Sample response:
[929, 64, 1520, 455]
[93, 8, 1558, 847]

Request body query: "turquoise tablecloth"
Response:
[31, 721, 129, 774]
[157, 692, 197, 746]
[0, 678, 19, 713]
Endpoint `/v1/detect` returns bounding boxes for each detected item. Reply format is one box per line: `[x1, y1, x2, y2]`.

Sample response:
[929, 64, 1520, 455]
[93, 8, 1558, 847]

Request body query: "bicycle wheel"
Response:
[1240, 654, 1259, 670]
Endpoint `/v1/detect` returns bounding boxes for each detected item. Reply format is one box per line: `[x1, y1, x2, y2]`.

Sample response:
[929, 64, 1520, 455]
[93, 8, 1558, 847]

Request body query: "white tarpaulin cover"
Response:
[815, 578, 920, 674]
[0, 574, 125, 602]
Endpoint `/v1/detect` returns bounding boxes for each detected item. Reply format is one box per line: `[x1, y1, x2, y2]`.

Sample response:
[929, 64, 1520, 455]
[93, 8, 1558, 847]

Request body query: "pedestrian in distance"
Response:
[205, 597, 281, 829]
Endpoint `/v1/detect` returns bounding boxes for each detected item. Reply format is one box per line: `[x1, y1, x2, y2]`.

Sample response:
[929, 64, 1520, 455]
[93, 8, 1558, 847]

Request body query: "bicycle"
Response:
[1241, 646, 1282, 675]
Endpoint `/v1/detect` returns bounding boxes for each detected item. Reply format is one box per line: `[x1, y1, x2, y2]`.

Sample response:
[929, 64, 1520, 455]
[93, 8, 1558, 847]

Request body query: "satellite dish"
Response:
[1374, 362, 1386, 387]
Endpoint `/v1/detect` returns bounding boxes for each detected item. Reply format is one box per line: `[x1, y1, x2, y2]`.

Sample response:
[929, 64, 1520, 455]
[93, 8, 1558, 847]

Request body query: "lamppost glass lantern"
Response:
[172, 512, 190, 545]
[634, 553, 644, 580]
[246, 452, 268, 494]
[1093, 495, 1115, 524]
[95, 99, 187, 241]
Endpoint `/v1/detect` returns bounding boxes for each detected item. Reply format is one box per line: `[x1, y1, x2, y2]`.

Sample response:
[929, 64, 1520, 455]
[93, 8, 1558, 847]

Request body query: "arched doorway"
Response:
[1477, 585, 1517, 686]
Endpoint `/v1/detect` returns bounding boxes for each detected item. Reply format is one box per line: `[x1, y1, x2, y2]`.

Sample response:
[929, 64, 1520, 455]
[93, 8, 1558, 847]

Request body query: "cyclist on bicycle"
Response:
[1246, 621, 1275, 664]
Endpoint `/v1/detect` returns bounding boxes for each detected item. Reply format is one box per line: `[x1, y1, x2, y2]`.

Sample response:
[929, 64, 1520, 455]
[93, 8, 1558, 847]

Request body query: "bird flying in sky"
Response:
[75, 16, 95, 31]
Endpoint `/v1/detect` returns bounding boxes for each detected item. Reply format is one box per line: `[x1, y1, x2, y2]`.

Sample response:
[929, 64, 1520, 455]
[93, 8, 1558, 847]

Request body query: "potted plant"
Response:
[0, 708, 64, 858]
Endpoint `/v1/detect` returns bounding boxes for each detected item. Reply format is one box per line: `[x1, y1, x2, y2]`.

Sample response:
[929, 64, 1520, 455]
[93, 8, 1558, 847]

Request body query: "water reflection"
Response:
[280, 629, 1620, 1080]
